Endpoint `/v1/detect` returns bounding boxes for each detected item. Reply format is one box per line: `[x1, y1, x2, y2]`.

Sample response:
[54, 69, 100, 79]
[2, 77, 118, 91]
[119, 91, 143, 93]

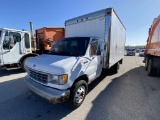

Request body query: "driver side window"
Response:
[3, 32, 21, 50]
[89, 39, 100, 56]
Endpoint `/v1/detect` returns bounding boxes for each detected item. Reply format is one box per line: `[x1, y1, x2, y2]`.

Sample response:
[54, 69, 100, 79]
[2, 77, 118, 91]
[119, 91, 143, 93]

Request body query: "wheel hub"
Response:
[75, 86, 85, 104]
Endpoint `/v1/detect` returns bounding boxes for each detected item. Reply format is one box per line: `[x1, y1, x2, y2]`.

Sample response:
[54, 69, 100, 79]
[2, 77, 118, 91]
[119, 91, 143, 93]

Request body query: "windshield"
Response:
[49, 37, 90, 56]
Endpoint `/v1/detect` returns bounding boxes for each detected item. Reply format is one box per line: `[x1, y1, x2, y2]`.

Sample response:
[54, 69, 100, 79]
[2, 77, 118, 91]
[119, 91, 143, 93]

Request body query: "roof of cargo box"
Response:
[65, 8, 125, 29]
[36, 27, 64, 30]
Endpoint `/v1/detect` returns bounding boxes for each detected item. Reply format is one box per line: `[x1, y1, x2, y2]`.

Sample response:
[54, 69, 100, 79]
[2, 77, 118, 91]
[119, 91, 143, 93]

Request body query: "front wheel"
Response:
[69, 80, 88, 109]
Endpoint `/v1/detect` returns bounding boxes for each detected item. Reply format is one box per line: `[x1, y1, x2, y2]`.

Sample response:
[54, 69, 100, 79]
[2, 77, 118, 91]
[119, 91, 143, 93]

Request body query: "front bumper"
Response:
[24, 76, 70, 104]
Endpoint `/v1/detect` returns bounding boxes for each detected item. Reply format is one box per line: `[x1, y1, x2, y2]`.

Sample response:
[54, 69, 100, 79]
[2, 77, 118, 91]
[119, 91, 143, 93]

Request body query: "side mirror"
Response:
[101, 43, 106, 50]
[89, 45, 94, 57]
[5, 31, 9, 36]
[8, 43, 11, 52]
[149, 28, 151, 35]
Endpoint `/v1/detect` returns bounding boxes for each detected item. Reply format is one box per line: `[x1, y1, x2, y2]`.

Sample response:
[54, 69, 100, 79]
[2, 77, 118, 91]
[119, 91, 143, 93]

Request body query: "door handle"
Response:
[84, 61, 88, 64]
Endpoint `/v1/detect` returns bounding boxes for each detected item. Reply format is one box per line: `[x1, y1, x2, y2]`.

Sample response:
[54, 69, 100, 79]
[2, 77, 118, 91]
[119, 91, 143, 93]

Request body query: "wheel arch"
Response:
[19, 53, 38, 66]
[71, 74, 89, 89]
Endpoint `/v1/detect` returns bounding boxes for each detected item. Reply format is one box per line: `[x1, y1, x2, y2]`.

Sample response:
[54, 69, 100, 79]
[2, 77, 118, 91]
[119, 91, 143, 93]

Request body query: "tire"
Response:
[21, 57, 31, 71]
[147, 58, 155, 76]
[69, 80, 88, 109]
[145, 57, 148, 70]
[111, 62, 120, 73]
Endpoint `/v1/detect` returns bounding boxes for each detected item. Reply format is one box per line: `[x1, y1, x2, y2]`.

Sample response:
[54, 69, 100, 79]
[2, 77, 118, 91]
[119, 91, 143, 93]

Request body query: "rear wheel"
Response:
[147, 58, 155, 76]
[110, 62, 120, 73]
[69, 80, 88, 109]
[145, 57, 148, 70]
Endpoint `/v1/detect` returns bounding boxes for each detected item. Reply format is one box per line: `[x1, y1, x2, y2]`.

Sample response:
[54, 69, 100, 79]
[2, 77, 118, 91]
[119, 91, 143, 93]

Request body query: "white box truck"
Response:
[24, 8, 126, 108]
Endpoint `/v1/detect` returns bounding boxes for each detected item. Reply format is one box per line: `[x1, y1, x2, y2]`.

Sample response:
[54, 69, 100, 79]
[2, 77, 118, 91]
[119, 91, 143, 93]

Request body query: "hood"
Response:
[25, 54, 79, 74]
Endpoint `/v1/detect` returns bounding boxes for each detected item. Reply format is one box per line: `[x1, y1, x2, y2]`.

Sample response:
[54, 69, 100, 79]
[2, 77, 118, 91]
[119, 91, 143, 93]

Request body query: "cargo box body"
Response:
[65, 8, 126, 68]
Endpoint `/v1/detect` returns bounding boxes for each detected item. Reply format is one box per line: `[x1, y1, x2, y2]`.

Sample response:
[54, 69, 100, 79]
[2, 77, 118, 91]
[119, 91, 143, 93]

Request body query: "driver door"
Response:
[85, 38, 103, 80]
[2, 31, 22, 64]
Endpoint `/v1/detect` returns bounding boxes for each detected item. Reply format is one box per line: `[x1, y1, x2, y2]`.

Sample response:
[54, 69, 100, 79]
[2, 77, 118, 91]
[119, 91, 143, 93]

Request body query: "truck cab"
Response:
[0, 28, 32, 69]
[25, 36, 104, 108]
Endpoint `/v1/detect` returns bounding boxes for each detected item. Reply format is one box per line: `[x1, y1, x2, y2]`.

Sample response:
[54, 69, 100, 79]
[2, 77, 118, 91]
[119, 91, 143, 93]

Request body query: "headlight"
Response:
[49, 74, 68, 85]
[51, 75, 59, 82]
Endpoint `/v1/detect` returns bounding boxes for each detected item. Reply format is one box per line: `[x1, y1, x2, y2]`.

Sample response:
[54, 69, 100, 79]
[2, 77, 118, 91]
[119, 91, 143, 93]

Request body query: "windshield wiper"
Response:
[66, 52, 80, 57]
[47, 51, 79, 56]
[60, 52, 79, 56]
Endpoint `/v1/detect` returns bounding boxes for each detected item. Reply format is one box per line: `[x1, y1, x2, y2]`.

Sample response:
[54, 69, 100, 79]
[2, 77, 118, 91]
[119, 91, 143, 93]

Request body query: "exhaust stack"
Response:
[29, 22, 36, 52]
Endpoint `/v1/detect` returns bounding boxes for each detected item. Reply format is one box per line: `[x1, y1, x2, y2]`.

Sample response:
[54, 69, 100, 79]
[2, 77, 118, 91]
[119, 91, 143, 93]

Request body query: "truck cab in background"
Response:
[0, 28, 34, 70]
[0, 26, 65, 70]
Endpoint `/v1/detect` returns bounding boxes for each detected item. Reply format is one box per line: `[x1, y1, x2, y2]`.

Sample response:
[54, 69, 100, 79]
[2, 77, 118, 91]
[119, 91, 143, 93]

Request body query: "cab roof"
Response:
[0, 28, 30, 33]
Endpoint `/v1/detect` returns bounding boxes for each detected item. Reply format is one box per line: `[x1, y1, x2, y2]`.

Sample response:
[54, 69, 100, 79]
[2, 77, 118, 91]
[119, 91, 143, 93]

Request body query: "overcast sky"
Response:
[0, 0, 159, 46]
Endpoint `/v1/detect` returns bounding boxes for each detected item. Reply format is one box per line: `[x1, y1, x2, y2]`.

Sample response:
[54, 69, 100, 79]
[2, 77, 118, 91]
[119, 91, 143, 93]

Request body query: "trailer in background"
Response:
[36, 27, 65, 54]
[145, 15, 160, 76]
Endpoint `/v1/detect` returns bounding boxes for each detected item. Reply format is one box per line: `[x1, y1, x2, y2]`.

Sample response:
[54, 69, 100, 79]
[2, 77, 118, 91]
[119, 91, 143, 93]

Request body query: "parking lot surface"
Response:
[0, 55, 160, 120]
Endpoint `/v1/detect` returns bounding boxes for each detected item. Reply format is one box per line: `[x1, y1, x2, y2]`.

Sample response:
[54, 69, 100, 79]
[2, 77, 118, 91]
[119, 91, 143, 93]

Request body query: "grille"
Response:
[28, 68, 48, 83]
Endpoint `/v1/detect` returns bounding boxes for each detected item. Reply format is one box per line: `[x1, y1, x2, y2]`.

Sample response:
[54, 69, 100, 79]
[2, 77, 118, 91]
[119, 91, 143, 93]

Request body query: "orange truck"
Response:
[145, 15, 160, 76]
[35, 27, 65, 53]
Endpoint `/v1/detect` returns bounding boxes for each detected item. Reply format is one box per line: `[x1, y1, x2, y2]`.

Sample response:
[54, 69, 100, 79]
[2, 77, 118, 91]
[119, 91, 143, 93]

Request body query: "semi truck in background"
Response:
[0, 23, 65, 70]
[145, 15, 160, 76]
[24, 8, 126, 108]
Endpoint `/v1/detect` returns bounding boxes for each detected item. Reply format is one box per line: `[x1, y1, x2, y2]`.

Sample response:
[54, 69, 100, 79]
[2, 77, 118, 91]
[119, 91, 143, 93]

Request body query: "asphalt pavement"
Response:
[0, 54, 160, 120]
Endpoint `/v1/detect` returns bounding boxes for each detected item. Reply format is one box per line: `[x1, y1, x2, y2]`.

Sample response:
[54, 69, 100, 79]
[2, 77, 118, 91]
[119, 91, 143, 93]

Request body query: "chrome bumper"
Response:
[24, 76, 70, 104]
